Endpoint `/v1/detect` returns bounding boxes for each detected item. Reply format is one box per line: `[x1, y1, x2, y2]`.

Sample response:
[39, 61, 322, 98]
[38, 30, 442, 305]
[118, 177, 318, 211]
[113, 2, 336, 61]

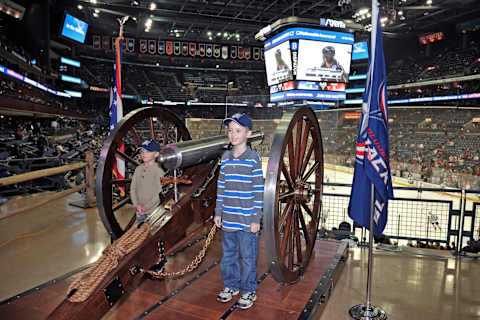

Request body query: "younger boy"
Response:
[130, 139, 165, 223]
[214, 113, 264, 309]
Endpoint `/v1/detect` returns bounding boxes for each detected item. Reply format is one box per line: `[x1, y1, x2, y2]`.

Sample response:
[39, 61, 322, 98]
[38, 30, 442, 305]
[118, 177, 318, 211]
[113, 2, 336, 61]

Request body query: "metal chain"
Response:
[144, 225, 217, 279]
[192, 160, 220, 198]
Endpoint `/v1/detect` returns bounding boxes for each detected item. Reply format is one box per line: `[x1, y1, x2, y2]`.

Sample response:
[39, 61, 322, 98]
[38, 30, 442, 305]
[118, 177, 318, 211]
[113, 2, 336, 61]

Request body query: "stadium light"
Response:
[145, 18, 152, 27]
[398, 10, 403, 15]
[207, 31, 212, 36]
[77, 4, 83, 10]
[93, 12, 99, 18]
[426, 0, 432, 5]
[94, 9, 100, 13]
[91, 0, 97, 4]
[150, 2, 156, 10]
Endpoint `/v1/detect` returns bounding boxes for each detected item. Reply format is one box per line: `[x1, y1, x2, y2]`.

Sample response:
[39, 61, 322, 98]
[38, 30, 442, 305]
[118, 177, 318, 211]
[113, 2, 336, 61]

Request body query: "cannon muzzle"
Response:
[158, 131, 264, 170]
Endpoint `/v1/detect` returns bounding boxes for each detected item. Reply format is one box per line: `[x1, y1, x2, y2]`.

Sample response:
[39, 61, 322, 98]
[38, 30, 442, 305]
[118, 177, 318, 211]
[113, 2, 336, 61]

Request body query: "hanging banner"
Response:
[213, 45, 221, 58]
[222, 45, 229, 59]
[166, 41, 173, 55]
[199, 43, 205, 57]
[148, 40, 156, 54]
[127, 38, 135, 52]
[253, 47, 260, 60]
[230, 45, 237, 59]
[139, 40, 147, 53]
[189, 43, 196, 56]
[206, 44, 213, 57]
[102, 36, 110, 49]
[158, 40, 165, 55]
[244, 47, 251, 60]
[174, 42, 181, 55]
[182, 42, 188, 56]
[93, 35, 101, 49]
[238, 46, 244, 59]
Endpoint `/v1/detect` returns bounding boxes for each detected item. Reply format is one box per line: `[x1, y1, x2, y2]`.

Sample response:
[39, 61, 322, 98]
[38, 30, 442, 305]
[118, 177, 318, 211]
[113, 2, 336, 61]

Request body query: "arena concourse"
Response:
[1, 1, 480, 319]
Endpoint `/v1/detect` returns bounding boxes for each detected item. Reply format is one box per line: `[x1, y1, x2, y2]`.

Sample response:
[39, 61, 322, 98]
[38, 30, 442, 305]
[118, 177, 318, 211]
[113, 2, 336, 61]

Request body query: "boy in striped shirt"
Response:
[214, 113, 264, 309]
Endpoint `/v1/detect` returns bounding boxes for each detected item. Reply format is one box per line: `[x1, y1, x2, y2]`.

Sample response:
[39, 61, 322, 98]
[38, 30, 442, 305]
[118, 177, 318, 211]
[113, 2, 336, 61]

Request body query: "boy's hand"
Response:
[251, 223, 260, 233]
[136, 205, 147, 214]
[214, 216, 222, 228]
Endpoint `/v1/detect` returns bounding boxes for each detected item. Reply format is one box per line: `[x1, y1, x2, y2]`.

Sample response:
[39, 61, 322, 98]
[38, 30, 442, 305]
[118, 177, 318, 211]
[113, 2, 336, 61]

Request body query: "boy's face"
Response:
[227, 121, 251, 147]
[140, 149, 159, 163]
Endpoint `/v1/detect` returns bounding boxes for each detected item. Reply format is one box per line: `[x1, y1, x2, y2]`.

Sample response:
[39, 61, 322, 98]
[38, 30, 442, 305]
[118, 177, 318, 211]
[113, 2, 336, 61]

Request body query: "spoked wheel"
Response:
[264, 107, 324, 284]
[96, 107, 191, 239]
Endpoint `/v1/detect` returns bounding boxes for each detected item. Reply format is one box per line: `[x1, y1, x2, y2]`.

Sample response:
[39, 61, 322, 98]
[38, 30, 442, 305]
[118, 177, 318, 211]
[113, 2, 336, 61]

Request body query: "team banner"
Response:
[199, 43, 205, 56]
[174, 42, 181, 55]
[238, 46, 244, 59]
[93, 35, 101, 49]
[166, 41, 173, 55]
[148, 40, 156, 54]
[222, 45, 228, 59]
[158, 41, 165, 55]
[244, 47, 251, 60]
[206, 44, 213, 57]
[189, 43, 196, 56]
[253, 47, 260, 60]
[213, 45, 221, 58]
[348, 4, 394, 236]
[230, 45, 237, 59]
[102, 36, 110, 49]
[182, 42, 188, 56]
[127, 38, 135, 52]
[139, 40, 147, 53]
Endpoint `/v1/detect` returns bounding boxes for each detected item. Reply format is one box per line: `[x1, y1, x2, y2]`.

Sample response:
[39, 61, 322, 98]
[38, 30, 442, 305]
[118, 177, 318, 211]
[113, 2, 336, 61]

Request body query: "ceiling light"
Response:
[215, 65, 220, 68]
[400, 15, 406, 20]
[94, 9, 100, 13]
[223, 32, 228, 37]
[145, 28, 150, 32]
[93, 12, 99, 18]
[217, 32, 221, 36]
[208, 36, 213, 40]
[150, 2, 156, 10]
[77, 5, 83, 10]
[207, 31, 212, 36]
[426, 0, 432, 4]
[398, 10, 403, 15]
[380, 16, 388, 23]
[91, 0, 97, 4]
[145, 18, 152, 26]
[185, 64, 189, 67]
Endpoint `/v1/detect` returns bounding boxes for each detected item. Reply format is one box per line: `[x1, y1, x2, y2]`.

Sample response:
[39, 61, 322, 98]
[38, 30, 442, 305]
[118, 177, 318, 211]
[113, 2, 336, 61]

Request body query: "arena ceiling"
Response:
[48, 0, 480, 44]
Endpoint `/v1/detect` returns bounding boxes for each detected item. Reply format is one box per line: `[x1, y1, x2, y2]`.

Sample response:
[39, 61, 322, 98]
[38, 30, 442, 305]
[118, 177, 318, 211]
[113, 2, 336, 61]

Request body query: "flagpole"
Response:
[349, 1, 387, 319]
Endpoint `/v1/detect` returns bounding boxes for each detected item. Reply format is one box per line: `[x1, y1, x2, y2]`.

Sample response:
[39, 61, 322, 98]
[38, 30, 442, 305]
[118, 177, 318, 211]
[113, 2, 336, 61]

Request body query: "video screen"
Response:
[264, 41, 293, 86]
[296, 39, 352, 83]
[61, 14, 88, 43]
[352, 42, 368, 60]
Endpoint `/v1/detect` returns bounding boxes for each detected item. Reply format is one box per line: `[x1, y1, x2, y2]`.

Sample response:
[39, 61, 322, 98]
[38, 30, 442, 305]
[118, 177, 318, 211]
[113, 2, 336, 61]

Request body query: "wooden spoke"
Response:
[280, 208, 293, 258]
[288, 209, 295, 270]
[112, 196, 130, 212]
[115, 149, 140, 167]
[149, 118, 156, 140]
[295, 120, 303, 177]
[298, 207, 310, 247]
[302, 161, 319, 183]
[298, 122, 311, 178]
[278, 199, 293, 232]
[278, 191, 295, 201]
[294, 204, 303, 264]
[128, 128, 142, 146]
[300, 202, 315, 222]
[300, 142, 314, 178]
[280, 159, 295, 191]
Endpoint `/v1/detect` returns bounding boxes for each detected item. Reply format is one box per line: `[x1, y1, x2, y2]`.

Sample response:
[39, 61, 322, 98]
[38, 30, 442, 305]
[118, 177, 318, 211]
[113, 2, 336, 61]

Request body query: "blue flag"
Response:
[348, 3, 394, 236]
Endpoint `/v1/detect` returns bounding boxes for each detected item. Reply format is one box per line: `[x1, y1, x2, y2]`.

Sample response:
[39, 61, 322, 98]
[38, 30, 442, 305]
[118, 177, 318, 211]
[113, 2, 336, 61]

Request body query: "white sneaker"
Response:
[217, 287, 239, 303]
[237, 292, 256, 309]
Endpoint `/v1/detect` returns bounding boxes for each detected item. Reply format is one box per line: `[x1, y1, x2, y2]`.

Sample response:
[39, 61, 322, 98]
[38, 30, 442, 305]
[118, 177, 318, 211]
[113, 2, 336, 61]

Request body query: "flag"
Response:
[110, 36, 126, 196]
[348, 2, 393, 236]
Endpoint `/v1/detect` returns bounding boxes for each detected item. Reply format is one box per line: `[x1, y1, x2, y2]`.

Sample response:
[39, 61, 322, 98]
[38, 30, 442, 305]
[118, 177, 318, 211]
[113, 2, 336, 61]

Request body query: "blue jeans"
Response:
[220, 230, 258, 293]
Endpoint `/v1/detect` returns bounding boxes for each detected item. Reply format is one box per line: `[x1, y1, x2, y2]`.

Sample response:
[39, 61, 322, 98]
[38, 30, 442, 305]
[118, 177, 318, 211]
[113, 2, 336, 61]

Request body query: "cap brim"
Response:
[223, 118, 252, 129]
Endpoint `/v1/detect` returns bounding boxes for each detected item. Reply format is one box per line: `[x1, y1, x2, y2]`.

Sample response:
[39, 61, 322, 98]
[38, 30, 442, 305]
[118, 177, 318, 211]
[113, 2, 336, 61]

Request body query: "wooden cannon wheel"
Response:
[96, 107, 191, 240]
[263, 107, 324, 284]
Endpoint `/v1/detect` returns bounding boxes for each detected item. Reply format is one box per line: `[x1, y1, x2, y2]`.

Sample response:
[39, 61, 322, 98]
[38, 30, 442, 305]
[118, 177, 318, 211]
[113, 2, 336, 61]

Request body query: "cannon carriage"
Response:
[47, 106, 326, 319]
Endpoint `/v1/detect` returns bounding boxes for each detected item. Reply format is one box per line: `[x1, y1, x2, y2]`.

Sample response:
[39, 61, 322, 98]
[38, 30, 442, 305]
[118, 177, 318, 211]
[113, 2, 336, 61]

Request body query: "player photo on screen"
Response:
[265, 41, 293, 86]
[297, 40, 352, 83]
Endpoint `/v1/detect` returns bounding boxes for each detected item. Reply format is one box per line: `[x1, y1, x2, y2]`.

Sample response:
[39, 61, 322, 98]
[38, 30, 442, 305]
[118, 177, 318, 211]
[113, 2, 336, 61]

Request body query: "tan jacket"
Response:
[130, 163, 165, 214]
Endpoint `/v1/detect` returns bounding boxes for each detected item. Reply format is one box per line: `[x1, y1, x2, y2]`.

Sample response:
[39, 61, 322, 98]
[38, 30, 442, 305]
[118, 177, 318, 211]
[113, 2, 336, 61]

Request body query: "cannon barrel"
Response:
[158, 131, 264, 170]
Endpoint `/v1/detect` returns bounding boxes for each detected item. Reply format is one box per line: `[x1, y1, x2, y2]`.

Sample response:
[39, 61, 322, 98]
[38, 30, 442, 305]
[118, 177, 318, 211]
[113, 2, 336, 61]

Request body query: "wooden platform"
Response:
[0, 232, 348, 320]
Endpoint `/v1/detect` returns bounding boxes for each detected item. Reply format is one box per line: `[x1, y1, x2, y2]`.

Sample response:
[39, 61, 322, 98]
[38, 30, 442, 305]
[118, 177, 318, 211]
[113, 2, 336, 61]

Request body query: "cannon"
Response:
[48, 106, 324, 319]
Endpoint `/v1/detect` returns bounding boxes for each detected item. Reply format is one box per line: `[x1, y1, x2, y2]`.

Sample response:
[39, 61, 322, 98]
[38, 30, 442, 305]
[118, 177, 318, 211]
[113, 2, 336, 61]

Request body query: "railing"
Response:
[321, 183, 480, 253]
[0, 151, 95, 221]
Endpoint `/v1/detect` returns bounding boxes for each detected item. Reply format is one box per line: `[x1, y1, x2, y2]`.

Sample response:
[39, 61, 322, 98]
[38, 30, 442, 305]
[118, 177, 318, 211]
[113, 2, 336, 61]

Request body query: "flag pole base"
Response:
[349, 304, 387, 319]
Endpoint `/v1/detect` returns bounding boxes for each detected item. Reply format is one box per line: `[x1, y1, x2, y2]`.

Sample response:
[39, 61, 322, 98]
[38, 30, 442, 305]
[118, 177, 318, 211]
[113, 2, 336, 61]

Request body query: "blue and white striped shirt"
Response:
[215, 147, 264, 232]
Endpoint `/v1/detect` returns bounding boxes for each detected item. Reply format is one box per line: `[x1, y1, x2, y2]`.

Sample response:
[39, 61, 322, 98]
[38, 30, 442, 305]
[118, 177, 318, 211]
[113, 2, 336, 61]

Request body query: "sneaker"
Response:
[217, 287, 239, 303]
[237, 292, 256, 309]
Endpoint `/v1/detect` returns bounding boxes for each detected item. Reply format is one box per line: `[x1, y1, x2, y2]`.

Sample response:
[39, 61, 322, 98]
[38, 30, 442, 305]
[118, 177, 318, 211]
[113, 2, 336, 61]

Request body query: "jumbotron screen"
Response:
[264, 41, 293, 86]
[296, 40, 352, 83]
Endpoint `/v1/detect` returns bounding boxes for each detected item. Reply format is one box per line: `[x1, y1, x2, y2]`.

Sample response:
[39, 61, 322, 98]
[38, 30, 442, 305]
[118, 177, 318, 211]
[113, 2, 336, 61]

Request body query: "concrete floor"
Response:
[0, 192, 479, 320]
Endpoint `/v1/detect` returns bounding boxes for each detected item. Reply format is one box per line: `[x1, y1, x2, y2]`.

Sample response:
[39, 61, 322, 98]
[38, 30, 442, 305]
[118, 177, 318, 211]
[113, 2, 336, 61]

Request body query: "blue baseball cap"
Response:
[223, 113, 253, 130]
[140, 139, 161, 152]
